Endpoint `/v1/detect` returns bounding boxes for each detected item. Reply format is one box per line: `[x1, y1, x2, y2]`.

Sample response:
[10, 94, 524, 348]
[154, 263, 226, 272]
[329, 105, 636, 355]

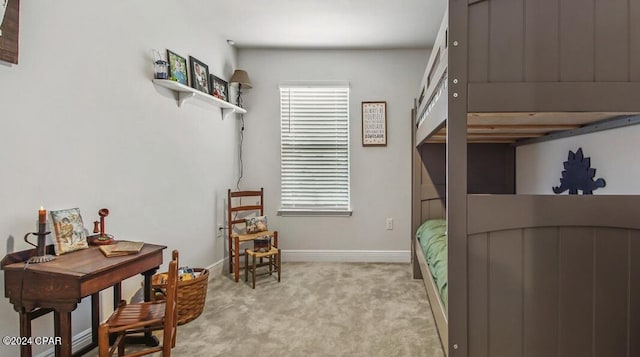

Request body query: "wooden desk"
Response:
[2, 243, 166, 357]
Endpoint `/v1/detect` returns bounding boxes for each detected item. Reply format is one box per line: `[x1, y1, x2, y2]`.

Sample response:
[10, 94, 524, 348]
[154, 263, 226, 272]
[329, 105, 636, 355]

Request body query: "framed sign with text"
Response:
[362, 101, 387, 146]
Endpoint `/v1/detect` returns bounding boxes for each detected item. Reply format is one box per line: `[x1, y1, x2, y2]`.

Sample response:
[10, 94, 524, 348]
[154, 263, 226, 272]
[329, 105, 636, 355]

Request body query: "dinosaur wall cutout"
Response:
[553, 148, 606, 195]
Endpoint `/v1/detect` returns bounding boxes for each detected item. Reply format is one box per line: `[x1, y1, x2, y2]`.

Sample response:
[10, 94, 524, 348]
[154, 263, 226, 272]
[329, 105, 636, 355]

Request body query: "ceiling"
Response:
[198, 0, 447, 49]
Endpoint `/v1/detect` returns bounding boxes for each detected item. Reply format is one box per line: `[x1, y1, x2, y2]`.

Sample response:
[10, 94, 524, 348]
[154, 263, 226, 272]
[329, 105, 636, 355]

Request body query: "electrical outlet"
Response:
[216, 224, 223, 238]
[386, 218, 393, 230]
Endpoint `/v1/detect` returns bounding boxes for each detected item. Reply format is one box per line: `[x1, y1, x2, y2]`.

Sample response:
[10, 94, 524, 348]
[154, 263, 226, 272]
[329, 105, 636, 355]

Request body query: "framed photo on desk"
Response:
[50, 208, 89, 255]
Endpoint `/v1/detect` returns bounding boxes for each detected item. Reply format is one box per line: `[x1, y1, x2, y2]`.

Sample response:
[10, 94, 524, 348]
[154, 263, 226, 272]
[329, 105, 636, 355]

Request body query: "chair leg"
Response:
[277, 250, 281, 282]
[269, 255, 273, 275]
[234, 238, 240, 282]
[244, 250, 248, 282]
[117, 336, 125, 356]
[98, 323, 109, 357]
[252, 254, 256, 289]
[228, 236, 233, 276]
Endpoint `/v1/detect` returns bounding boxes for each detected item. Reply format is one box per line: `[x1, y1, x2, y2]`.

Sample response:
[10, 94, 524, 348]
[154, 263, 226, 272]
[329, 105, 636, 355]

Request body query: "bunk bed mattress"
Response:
[416, 219, 448, 310]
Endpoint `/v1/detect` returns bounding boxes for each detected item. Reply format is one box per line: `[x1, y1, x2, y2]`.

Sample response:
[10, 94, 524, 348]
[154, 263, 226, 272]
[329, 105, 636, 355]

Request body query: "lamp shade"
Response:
[229, 69, 253, 89]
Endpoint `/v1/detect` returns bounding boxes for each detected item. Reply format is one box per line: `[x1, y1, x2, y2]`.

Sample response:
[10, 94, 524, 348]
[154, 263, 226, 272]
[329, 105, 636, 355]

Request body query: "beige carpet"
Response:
[87, 262, 444, 357]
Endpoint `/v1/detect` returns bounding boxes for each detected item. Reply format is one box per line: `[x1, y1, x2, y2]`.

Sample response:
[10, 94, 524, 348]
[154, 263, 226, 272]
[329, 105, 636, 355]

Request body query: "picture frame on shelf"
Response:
[50, 208, 89, 256]
[167, 50, 188, 85]
[209, 74, 229, 101]
[189, 56, 210, 94]
[0, 0, 20, 64]
[361, 101, 387, 146]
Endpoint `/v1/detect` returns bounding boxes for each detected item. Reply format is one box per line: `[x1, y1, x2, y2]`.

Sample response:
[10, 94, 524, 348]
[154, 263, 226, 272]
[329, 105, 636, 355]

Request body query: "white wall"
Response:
[516, 125, 640, 194]
[238, 49, 428, 259]
[0, 1, 239, 355]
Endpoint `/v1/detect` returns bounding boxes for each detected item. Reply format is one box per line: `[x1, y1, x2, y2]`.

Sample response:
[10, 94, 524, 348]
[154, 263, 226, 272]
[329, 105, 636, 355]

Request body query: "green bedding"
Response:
[416, 219, 448, 310]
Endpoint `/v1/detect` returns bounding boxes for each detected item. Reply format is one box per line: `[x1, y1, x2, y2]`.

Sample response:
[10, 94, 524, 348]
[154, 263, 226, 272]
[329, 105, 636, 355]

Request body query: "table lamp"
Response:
[229, 69, 253, 108]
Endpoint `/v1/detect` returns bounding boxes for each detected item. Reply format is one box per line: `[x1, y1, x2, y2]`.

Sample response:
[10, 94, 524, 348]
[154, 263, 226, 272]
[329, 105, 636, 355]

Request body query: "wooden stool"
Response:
[244, 247, 281, 289]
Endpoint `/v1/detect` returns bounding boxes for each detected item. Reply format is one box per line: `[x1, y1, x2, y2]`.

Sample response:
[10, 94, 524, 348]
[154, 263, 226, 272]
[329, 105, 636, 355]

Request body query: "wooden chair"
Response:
[245, 246, 281, 289]
[98, 251, 179, 357]
[228, 188, 278, 282]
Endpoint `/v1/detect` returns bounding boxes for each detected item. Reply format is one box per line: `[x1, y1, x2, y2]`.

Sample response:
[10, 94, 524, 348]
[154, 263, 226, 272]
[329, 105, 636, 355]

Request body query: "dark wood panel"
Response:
[594, 0, 629, 81]
[420, 143, 446, 187]
[467, 144, 514, 194]
[468, 233, 488, 357]
[594, 228, 628, 357]
[524, 0, 559, 81]
[523, 228, 559, 357]
[632, 0, 640, 81]
[468, 0, 490, 82]
[489, 0, 525, 82]
[468, 195, 640, 235]
[559, 0, 595, 81]
[558, 227, 594, 357]
[468, 82, 640, 113]
[488, 230, 523, 357]
[421, 158, 430, 186]
[421, 143, 515, 195]
[630, 231, 640, 357]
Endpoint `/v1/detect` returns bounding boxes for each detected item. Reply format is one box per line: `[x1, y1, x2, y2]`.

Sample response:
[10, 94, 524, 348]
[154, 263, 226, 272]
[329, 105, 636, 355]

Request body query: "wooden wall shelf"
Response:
[152, 79, 247, 120]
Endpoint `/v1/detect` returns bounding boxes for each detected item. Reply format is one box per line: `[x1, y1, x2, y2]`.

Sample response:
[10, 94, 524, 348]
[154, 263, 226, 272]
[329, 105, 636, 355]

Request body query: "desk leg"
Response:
[143, 269, 155, 303]
[19, 309, 32, 357]
[54, 311, 72, 357]
[91, 293, 99, 345]
[113, 282, 122, 307]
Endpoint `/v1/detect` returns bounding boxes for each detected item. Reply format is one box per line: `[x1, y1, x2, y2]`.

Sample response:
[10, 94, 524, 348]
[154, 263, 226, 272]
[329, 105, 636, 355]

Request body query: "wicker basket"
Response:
[152, 268, 209, 325]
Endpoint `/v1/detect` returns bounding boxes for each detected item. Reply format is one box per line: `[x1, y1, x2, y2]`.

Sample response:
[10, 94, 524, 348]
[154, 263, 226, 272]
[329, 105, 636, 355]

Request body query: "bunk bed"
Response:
[411, 2, 640, 357]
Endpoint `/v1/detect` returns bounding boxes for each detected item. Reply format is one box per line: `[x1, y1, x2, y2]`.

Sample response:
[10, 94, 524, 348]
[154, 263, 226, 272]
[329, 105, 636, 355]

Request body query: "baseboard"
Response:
[282, 250, 411, 263]
[205, 258, 225, 278]
[214, 250, 409, 275]
[36, 327, 92, 357]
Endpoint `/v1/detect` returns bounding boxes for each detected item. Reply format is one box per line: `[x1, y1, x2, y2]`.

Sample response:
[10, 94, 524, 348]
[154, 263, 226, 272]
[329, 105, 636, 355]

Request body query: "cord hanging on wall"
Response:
[236, 114, 245, 190]
[230, 70, 252, 189]
[553, 148, 606, 195]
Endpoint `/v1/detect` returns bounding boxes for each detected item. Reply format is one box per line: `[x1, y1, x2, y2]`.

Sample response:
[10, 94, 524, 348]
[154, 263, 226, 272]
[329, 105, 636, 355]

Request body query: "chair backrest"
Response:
[162, 251, 179, 354]
[227, 188, 264, 238]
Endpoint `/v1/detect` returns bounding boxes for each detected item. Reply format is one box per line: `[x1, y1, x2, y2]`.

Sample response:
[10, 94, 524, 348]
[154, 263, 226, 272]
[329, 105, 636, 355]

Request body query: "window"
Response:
[279, 82, 351, 215]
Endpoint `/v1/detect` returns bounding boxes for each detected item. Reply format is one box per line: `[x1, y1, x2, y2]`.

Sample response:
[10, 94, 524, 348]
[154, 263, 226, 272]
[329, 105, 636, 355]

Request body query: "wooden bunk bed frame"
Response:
[411, 2, 640, 357]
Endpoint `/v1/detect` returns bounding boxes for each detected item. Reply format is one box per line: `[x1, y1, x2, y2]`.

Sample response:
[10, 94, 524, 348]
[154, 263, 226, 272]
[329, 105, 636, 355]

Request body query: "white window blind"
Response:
[279, 82, 350, 214]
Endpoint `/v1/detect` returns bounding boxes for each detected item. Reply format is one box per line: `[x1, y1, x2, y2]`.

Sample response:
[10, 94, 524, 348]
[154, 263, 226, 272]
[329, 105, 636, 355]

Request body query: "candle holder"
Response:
[23, 222, 55, 263]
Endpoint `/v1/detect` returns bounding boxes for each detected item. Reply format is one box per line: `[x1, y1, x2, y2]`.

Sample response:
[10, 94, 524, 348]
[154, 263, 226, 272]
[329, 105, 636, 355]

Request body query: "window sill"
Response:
[277, 209, 352, 217]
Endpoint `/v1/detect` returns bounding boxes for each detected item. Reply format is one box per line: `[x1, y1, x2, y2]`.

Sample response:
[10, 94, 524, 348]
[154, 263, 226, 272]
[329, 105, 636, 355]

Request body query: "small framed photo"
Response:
[50, 208, 89, 255]
[167, 50, 188, 85]
[0, 0, 19, 64]
[189, 56, 210, 94]
[210, 74, 229, 101]
[362, 101, 387, 146]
